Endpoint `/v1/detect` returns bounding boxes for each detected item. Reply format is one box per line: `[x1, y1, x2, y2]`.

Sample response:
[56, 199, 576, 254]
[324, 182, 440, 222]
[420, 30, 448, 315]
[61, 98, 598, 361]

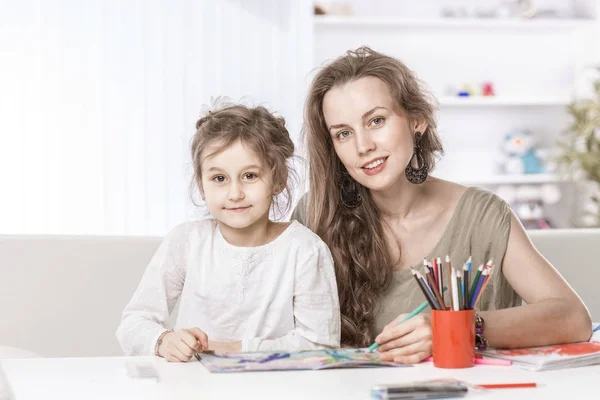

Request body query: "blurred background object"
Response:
[1, 0, 599, 235]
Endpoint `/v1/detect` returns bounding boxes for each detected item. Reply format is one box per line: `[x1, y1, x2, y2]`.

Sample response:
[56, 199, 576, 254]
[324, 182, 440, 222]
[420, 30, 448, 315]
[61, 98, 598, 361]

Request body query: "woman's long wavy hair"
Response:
[302, 46, 443, 347]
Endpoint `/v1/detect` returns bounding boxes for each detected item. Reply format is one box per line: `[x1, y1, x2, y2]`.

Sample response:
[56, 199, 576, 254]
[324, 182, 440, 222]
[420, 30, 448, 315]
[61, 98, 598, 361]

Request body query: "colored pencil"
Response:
[473, 266, 494, 308]
[478, 383, 537, 389]
[445, 255, 452, 299]
[474, 358, 512, 366]
[462, 262, 469, 310]
[415, 269, 441, 311]
[437, 257, 444, 302]
[455, 270, 463, 311]
[423, 357, 512, 366]
[425, 267, 445, 309]
[432, 257, 440, 295]
[470, 267, 491, 309]
[451, 269, 460, 311]
[424, 259, 434, 278]
[367, 287, 448, 352]
[466, 255, 472, 272]
[468, 264, 484, 302]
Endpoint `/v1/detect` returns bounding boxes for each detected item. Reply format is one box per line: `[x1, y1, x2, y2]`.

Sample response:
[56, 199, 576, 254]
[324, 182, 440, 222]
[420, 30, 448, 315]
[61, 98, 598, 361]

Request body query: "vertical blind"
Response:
[0, 0, 312, 235]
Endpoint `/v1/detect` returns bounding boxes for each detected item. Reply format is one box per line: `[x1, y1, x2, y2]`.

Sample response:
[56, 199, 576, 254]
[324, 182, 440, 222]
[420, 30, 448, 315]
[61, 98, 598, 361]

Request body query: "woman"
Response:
[293, 46, 591, 363]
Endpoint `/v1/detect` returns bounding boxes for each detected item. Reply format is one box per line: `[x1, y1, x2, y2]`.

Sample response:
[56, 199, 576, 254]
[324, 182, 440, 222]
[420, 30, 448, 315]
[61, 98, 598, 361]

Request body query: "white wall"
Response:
[0, 0, 312, 236]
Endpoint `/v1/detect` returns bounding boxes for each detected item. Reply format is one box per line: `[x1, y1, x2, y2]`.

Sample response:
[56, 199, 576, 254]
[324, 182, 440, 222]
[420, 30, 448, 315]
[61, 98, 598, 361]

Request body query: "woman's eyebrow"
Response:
[328, 106, 387, 132]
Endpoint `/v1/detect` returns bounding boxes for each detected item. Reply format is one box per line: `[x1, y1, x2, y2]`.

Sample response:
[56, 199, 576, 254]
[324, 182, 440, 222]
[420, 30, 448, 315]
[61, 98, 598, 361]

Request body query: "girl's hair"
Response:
[190, 104, 296, 219]
[302, 46, 444, 347]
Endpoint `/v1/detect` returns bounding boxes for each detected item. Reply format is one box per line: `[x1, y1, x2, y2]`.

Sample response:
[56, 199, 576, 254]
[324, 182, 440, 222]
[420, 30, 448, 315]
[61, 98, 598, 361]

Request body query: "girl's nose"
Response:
[228, 182, 245, 201]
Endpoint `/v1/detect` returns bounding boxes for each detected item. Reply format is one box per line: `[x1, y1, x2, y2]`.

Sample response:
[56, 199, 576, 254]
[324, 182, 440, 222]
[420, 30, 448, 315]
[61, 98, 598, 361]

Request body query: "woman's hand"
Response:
[158, 328, 208, 362]
[208, 340, 242, 353]
[374, 313, 432, 364]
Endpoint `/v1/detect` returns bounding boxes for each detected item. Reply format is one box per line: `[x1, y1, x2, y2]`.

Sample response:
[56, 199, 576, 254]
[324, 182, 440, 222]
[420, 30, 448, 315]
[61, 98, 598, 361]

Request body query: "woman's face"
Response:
[322, 76, 427, 193]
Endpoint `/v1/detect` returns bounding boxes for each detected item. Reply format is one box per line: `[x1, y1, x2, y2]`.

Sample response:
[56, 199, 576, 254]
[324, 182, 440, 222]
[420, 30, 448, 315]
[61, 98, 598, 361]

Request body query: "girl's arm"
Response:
[480, 212, 592, 348]
[115, 225, 189, 356]
[243, 240, 341, 352]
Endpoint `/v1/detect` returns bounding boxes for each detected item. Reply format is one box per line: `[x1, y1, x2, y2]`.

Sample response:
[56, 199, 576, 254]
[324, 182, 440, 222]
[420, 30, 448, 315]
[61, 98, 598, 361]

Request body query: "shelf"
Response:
[313, 16, 595, 31]
[438, 96, 571, 107]
[453, 174, 563, 185]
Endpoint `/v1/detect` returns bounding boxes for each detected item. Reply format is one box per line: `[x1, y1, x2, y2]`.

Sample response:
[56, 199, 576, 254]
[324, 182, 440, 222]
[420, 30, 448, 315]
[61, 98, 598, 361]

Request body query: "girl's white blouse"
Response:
[116, 219, 341, 355]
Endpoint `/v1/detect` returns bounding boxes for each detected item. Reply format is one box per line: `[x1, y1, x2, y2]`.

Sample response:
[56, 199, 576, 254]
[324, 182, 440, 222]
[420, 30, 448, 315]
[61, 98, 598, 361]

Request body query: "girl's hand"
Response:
[374, 313, 432, 364]
[158, 328, 208, 362]
[208, 340, 242, 353]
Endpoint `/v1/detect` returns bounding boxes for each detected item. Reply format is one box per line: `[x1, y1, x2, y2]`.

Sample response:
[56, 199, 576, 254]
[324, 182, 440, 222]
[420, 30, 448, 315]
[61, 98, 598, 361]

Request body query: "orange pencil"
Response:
[478, 383, 537, 389]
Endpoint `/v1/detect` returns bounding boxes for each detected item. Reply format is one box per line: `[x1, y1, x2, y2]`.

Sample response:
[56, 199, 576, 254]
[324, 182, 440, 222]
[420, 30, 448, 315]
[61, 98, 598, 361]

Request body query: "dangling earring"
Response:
[405, 131, 428, 184]
[338, 168, 362, 208]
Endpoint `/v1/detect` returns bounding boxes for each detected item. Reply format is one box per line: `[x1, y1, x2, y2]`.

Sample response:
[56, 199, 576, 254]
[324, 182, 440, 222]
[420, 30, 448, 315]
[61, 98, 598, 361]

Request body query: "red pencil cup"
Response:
[431, 309, 475, 369]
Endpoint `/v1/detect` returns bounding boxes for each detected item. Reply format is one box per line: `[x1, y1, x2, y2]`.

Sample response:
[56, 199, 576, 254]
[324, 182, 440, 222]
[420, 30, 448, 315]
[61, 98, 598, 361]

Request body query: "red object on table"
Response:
[479, 383, 537, 389]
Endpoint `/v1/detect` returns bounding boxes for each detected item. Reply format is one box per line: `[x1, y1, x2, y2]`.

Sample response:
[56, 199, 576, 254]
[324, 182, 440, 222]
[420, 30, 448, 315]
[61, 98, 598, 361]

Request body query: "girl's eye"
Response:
[243, 172, 257, 180]
[371, 117, 384, 126]
[212, 175, 226, 183]
[337, 130, 351, 139]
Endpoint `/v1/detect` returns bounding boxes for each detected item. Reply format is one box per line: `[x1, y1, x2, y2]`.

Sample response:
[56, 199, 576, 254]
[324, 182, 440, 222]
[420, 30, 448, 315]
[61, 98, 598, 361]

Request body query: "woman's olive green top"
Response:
[292, 187, 521, 336]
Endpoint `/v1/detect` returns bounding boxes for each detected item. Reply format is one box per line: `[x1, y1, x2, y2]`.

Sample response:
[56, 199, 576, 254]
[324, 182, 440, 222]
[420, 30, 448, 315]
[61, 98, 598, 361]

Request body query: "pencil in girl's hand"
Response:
[463, 262, 470, 310]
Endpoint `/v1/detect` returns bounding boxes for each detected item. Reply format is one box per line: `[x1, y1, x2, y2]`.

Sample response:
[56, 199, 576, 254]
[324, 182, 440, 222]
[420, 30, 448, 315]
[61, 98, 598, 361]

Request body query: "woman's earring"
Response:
[405, 131, 428, 184]
[339, 169, 362, 208]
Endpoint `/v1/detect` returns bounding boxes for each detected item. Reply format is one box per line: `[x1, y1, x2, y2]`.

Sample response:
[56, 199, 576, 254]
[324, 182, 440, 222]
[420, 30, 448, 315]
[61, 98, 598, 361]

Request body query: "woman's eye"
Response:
[337, 130, 351, 139]
[243, 173, 257, 180]
[371, 117, 384, 126]
[212, 175, 226, 183]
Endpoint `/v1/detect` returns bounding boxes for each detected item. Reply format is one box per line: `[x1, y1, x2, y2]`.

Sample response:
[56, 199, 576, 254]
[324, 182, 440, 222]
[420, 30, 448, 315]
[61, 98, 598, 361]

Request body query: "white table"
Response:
[1, 356, 599, 399]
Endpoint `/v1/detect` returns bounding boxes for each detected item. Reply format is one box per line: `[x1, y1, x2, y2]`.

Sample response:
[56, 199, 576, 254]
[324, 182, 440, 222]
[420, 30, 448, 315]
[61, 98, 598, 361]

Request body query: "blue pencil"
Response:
[469, 268, 490, 309]
[368, 287, 448, 352]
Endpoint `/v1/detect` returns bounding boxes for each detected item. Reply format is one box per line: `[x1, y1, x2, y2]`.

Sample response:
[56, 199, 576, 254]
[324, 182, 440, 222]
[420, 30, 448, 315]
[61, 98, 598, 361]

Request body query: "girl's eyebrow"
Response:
[328, 106, 388, 132]
[205, 164, 261, 172]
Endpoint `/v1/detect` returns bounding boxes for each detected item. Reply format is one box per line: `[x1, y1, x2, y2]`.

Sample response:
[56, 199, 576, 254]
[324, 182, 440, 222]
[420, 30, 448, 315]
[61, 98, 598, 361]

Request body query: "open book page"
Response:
[196, 348, 410, 373]
[479, 323, 600, 371]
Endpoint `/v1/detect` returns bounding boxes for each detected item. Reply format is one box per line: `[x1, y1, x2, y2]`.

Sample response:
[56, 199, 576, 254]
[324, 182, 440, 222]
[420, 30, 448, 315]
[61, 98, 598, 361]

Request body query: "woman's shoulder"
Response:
[430, 179, 508, 218]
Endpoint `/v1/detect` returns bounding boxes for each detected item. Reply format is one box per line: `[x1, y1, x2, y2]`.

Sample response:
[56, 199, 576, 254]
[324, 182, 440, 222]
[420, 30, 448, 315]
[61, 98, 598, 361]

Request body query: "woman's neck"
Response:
[371, 177, 436, 220]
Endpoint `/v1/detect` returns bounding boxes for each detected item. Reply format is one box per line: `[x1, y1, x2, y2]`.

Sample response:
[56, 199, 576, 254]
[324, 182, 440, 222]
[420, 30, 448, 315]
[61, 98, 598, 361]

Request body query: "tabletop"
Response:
[1, 356, 599, 400]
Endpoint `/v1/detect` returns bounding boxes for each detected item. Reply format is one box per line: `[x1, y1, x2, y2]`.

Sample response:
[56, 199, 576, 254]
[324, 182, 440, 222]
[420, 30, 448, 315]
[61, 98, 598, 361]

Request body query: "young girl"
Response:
[116, 101, 340, 362]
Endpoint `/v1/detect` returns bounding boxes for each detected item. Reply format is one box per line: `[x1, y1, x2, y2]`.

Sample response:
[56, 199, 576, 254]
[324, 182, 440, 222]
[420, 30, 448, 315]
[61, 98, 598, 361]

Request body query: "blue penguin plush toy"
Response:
[500, 130, 544, 174]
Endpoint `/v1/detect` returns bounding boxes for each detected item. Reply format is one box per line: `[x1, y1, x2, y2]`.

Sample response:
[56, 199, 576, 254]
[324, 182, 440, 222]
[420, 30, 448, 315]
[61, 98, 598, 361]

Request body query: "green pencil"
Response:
[368, 287, 447, 353]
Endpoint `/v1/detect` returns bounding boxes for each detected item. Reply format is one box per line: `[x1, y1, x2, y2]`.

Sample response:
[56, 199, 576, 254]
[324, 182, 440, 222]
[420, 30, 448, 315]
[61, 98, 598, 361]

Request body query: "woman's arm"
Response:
[243, 241, 341, 352]
[480, 212, 592, 348]
[115, 225, 188, 356]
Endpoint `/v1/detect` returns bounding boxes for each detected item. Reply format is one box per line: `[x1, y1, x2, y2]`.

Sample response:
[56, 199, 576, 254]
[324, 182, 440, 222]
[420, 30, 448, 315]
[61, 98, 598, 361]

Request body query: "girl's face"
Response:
[199, 139, 275, 230]
[322, 76, 427, 193]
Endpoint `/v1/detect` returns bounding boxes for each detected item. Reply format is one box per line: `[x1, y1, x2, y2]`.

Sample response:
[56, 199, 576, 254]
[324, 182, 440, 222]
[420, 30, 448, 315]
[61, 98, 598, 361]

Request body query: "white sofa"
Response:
[1, 229, 599, 358]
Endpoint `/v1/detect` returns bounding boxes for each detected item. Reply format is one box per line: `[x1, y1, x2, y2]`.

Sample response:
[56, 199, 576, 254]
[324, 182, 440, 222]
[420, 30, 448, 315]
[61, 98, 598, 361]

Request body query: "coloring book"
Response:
[478, 323, 600, 371]
[195, 348, 411, 373]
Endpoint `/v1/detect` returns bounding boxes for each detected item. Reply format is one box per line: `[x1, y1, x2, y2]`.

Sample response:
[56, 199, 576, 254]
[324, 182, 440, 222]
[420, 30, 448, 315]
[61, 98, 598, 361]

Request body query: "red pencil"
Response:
[478, 383, 537, 389]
